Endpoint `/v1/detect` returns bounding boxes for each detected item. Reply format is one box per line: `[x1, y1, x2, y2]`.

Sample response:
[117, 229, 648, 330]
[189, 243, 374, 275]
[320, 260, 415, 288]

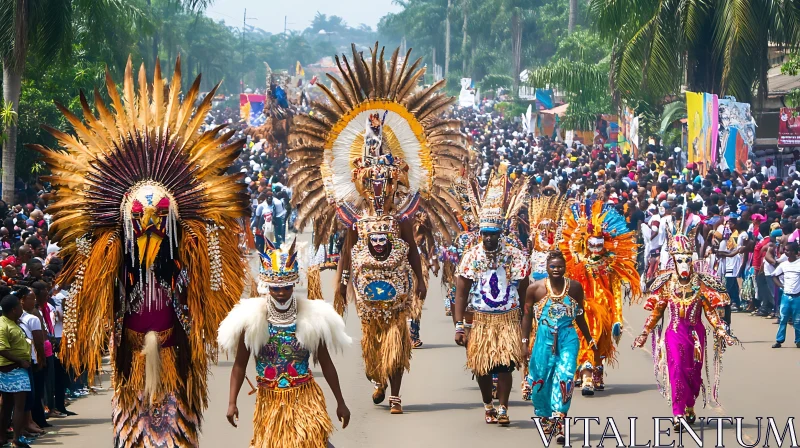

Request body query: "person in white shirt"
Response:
[771, 242, 800, 348]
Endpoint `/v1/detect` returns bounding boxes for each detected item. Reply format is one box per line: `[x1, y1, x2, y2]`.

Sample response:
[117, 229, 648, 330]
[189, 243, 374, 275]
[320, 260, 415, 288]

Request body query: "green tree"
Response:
[589, 0, 800, 105]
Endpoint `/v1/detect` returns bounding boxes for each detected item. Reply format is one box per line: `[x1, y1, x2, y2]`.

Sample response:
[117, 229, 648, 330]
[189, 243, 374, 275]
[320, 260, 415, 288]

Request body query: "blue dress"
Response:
[527, 284, 580, 418]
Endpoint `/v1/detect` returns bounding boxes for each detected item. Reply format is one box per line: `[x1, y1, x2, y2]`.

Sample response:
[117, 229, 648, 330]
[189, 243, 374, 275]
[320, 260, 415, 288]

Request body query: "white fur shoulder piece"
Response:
[217, 296, 270, 356]
[296, 297, 352, 358]
[216, 296, 352, 358]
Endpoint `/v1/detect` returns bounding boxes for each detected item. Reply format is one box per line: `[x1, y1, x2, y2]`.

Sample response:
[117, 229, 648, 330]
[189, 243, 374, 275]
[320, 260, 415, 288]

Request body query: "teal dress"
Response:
[527, 282, 580, 418]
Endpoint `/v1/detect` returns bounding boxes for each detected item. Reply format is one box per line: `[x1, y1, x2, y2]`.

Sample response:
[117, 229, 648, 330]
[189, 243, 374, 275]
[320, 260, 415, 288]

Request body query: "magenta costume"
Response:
[637, 271, 734, 419]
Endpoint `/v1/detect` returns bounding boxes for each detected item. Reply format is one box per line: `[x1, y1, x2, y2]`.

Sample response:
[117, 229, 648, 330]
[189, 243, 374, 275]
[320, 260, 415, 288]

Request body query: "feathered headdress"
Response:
[667, 206, 697, 256]
[288, 42, 468, 247]
[478, 172, 510, 232]
[258, 238, 299, 291]
[528, 186, 569, 251]
[30, 56, 249, 378]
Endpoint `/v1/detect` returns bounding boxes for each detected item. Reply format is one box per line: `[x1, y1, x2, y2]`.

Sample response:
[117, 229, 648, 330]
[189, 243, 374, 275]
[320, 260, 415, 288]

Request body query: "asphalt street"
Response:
[36, 240, 800, 447]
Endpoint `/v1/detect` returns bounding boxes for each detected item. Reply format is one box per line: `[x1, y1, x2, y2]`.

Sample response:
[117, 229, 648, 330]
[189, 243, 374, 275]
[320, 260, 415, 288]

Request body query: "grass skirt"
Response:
[467, 309, 523, 376]
[250, 381, 333, 448]
[112, 347, 200, 448]
[360, 309, 412, 384]
[307, 265, 323, 300]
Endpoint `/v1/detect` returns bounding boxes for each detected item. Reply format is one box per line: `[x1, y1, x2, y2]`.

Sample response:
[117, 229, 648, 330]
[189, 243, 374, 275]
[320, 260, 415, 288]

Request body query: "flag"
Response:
[240, 94, 267, 126]
[296, 61, 305, 77]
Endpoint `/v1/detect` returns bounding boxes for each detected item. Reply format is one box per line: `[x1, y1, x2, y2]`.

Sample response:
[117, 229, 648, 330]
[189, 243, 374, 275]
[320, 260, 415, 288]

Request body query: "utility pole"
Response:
[284, 16, 287, 36]
[241, 9, 257, 93]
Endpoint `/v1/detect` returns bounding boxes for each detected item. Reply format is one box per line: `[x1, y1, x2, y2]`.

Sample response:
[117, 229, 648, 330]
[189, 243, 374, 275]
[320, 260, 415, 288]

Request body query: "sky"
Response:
[205, 0, 402, 34]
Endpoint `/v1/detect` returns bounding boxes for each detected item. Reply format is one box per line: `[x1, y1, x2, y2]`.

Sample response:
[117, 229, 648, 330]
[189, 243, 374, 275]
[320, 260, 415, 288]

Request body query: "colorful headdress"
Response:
[288, 42, 468, 247]
[258, 238, 299, 289]
[528, 186, 569, 251]
[667, 207, 697, 256]
[478, 173, 509, 232]
[31, 57, 249, 376]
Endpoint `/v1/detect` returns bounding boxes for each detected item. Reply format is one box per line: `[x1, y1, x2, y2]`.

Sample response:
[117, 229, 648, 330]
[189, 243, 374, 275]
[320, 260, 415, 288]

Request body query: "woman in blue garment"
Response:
[521, 250, 597, 442]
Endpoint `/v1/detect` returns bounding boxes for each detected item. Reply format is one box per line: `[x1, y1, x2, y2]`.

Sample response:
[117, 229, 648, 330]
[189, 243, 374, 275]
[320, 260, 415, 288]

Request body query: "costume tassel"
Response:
[307, 265, 323, 300]
[142, 331, 162, 405]
[249, 382, 333, 448]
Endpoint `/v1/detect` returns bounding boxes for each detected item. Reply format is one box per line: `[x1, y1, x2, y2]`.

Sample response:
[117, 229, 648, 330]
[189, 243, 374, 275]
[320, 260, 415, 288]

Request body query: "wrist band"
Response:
[455, 321, 465, 333]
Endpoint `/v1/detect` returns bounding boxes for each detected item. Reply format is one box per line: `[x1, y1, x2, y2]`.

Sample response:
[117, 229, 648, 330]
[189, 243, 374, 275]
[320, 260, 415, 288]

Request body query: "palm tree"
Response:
[445, 0, 451, 79]
[0, 0, 139, 203]
[461, 0, 469, 74]
[590, 0, 800, 105]
[568, 0, 577, 33]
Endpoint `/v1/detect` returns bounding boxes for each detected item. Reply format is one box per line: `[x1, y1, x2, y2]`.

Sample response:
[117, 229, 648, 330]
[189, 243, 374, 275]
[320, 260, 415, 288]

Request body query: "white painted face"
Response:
[673, 254, 692, 279]
[369, 233, 389, 254]
[588, 236, 605, 254]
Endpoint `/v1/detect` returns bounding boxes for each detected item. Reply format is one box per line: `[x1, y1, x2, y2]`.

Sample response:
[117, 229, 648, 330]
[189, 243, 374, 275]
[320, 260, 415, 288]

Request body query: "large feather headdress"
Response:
[30, 57, 249, 378]
[289, 42, 468, 246]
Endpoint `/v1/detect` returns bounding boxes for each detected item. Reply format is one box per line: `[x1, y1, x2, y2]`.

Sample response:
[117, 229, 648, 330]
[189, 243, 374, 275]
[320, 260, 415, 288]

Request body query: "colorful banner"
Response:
[686, 91, 718, 174]
[618, 107, 638, 158]
[459, 78, 475, 107]
[719, 98, 756, 172]
[594, 114, 618, 148]
[779, 107, 800, 146]
[240, 94, 267, 126]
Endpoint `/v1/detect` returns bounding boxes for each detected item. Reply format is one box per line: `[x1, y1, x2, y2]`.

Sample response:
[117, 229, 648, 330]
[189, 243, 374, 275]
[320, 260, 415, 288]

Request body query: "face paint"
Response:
[673, 254, 692, 279]
[369, 233, 389, 253]
[588, 236, 605, 254]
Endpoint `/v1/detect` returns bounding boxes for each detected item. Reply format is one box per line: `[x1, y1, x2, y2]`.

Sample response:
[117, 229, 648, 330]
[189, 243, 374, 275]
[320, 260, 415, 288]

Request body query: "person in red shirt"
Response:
[752, 222, 775, 317]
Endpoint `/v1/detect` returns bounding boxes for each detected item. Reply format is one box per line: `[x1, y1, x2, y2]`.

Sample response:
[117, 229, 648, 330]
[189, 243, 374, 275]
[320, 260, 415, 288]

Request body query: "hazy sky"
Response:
[206, 0, 402, 34]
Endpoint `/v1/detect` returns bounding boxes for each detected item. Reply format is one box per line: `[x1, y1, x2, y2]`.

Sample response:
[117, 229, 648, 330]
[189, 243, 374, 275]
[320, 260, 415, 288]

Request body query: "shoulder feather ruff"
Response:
[216, 296, 352, 358]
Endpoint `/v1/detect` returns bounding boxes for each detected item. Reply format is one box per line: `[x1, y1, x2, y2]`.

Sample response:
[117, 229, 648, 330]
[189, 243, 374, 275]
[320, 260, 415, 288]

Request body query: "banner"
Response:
[618, 107, 638, 158]
[240, 94, 267, 126]
[594, 114, 618, 149]
[459, 78, 475, 107]
[686, 91, 718, 174]
[719, 98, 756, 172]
[779, 107, 800, 146]
[296, 61, 305, 77]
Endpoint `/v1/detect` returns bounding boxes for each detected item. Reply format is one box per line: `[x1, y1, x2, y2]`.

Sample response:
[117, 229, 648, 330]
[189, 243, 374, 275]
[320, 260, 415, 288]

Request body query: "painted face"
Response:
[673, 254, 692, 279]
[369, 233, 389, 254]
[125, 183, 174, 269]
[588, 236, 605, 255]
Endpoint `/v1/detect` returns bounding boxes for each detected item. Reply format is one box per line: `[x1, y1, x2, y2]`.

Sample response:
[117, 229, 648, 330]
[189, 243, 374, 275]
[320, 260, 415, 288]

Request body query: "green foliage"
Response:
[663, 128, 682, 148]
[527, 58, 611, 130]
[494, 101, 529, 117]
[659, 101, 687, 136]
[480, 74, 513, 91]
[786, 89, 800, 108]
[782, 53, 800, 77]
[550, 29, 608, 65]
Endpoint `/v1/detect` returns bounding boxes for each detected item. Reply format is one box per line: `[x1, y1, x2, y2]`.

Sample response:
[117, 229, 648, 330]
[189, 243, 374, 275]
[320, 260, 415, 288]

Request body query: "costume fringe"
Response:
[307, 265, 323, 300]
[249, 382, 333, 448]
[577, 285, 616, 368]
[467, 310, 523, 376]
[112, 346, 200, 448]
[360, 311, 411, 384]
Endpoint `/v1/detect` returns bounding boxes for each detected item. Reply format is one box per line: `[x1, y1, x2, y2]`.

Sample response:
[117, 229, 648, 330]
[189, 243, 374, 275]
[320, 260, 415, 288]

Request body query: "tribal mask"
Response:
[673, 253, 692, 279]
[123, 182, 178, 269]
[369, 233, 390, 257]
[587, 236, 605, 255]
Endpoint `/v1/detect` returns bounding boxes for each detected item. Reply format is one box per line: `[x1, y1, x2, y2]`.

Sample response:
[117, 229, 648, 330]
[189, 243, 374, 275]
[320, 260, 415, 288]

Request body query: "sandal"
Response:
[412, 339, 423, 349]
[372, 382, 386, 405]
[497, 406, 510, 427]
[389, 396, 402, 414]
[484, 405, 498, 424]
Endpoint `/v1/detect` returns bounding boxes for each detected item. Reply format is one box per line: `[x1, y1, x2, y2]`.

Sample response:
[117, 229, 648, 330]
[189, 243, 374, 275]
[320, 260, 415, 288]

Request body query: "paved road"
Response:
[36, 248, 800, 447]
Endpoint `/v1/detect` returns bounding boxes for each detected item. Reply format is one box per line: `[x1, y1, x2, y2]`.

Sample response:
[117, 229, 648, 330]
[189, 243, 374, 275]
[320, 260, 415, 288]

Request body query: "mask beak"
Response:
[136, 206, 164, 269]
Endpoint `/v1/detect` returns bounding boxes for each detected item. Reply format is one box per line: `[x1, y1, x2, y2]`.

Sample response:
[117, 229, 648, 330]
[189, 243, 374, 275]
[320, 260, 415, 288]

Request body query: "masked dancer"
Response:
[288, 43, 468, 413]
[633, 225, 739, 429]
[561, 190, 641, 395]
[33, 58, 249, 447]
[453, 173, 530, 426]
[218, 239, 351, 447]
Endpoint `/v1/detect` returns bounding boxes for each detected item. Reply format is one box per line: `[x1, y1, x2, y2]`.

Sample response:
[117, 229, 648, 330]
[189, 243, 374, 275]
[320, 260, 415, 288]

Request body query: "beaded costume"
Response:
[217, 239, 351, 448]
[34, 58, 249, 447]
[456, 173, 530, 377]
[634, 223, 738, 424]
[288, 43, 468, 403]
[560, 191, 641, 393]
